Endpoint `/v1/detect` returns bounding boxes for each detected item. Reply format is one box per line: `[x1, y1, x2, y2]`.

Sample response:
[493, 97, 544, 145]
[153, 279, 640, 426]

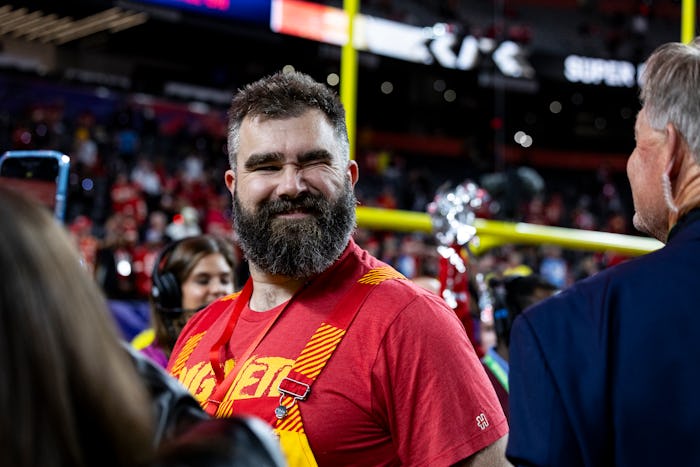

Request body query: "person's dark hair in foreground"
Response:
[506, 37, 700, 466]
[0, 185, 287, 467]
[168, 69, 510, 466]
[0, 185, 155, 467]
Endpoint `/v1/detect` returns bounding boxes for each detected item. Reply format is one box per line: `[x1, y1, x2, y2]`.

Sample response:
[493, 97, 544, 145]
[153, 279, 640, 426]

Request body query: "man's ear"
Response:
[225, 169, 236, 195]
[664, 122, 684, 180]
[348, 160, 359, 188]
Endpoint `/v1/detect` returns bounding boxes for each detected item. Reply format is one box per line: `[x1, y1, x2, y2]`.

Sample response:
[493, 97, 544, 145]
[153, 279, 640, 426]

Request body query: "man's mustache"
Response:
[262, 194, 325, 216]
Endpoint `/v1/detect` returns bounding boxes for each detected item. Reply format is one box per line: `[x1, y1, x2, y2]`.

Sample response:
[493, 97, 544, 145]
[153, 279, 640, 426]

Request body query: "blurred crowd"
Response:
[0, 72, 638, 307]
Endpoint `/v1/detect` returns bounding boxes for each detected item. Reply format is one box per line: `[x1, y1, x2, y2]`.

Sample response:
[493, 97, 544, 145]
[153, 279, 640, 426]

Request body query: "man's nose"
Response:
[276, 164, 308, 197]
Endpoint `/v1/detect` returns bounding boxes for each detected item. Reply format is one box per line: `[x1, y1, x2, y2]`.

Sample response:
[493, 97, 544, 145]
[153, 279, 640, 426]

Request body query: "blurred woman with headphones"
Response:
[132, 235, 238, 367]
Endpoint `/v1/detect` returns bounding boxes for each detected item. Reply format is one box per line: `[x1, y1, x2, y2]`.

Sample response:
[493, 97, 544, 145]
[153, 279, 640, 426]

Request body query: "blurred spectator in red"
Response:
[131, 236, 167, 300]
[523, 195, 547, 225]
[111, 171, 148, 225]
[69, 215, 99, 276]
[544, 192, 565, 226]
[376, 185, 398, 210]
[203, 192, 233, 237]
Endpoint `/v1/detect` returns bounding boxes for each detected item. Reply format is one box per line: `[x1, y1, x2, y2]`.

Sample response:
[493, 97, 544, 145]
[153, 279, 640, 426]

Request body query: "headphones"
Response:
[151, 240, 183, 312]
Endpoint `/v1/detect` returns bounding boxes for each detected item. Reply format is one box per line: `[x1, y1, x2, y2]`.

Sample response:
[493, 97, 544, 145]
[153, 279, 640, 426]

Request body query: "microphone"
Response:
[156, 304, 207, 315]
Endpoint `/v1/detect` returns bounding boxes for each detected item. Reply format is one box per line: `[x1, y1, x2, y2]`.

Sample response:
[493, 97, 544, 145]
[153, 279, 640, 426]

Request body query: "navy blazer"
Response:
[507, 212, 700, 467]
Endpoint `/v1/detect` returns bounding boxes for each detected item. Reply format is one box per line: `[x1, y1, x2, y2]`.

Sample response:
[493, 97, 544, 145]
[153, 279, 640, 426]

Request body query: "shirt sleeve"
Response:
[375, 293, 509, 466]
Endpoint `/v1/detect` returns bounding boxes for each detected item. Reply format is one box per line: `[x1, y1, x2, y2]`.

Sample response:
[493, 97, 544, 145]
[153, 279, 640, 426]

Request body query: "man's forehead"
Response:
[242, 108, 327, 127]
[241, 113, 335, 144]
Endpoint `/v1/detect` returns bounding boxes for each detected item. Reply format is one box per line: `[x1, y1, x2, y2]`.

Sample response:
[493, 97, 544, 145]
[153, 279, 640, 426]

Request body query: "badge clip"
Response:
[275, 377, 311, 420]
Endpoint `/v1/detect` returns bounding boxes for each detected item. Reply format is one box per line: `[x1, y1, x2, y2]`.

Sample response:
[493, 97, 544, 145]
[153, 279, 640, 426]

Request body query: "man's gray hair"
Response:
[226, 70, 350, 170]
[640, 37, 700, 162]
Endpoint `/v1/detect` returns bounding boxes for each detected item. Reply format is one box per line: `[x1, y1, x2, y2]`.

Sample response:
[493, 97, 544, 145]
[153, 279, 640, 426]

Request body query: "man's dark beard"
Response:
[232, 182, 357, 279]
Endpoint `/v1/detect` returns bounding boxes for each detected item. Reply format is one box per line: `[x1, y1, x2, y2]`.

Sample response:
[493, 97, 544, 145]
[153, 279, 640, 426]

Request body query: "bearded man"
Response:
[167, 70, 509, 467]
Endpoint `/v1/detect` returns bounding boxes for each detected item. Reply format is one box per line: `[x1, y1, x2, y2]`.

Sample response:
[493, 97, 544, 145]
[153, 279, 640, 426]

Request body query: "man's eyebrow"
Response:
[244, 150, 332, 169]
[244, 152, 283, 169]
[298, 149, 332, 163]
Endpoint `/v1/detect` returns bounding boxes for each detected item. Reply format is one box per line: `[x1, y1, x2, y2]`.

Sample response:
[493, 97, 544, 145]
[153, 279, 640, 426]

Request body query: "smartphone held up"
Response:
[0, 150, 70, 223]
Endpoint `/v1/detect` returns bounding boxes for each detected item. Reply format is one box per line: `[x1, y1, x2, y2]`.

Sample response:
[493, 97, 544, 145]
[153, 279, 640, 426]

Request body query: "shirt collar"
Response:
[667, 208, 700, 242]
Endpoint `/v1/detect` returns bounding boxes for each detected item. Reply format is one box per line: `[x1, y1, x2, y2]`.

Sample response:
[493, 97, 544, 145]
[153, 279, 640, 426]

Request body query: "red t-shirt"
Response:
[168, 239, 508, 466]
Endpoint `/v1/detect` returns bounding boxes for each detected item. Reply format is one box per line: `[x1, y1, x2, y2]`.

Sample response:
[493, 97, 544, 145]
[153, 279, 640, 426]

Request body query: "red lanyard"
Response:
[208, 279, 251, 383]
[206, 279, 292, 415]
